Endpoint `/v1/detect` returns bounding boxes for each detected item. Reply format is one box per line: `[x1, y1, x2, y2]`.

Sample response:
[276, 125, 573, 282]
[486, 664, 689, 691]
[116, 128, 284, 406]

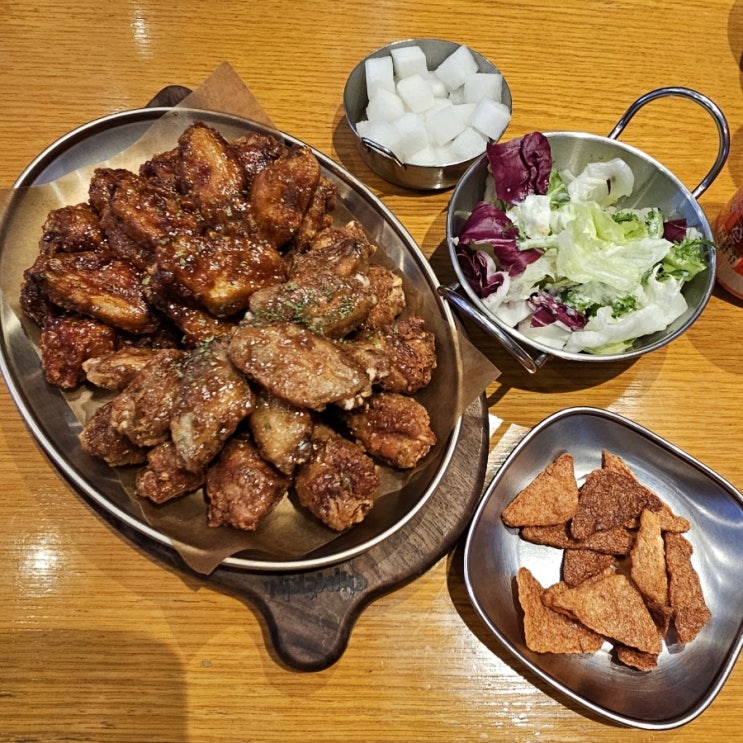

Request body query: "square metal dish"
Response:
[463, 406, 743, 729]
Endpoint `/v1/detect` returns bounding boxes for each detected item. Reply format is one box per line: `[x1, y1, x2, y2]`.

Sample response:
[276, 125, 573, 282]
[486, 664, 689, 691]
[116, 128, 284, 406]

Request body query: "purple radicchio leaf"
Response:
[455, 243, 506, 299]
[528, 292, 586, 329]
[486, 132, 552, 205]
[663, 218, 687, 243]
[458, 201, 542, 277]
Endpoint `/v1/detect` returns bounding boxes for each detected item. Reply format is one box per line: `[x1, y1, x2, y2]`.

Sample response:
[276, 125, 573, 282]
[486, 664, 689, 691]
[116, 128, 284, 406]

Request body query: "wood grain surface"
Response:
[2, 1, 743, 741]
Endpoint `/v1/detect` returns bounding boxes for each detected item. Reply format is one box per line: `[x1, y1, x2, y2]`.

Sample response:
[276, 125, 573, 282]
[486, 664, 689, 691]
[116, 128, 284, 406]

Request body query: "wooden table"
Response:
[2, 1, 742, 740]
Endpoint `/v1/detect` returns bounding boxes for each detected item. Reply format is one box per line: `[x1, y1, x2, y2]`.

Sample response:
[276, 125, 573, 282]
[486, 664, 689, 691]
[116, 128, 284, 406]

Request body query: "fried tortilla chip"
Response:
[516, 568, 604, 654]
[502, 453, 579, 528]
[630, 509, 668, 606]
[664, 532, 711, 644]
[616, 645, 659, 672]
[562, 548, 616, 587]
[570, 469, 664, 541]
[521, 522, 636, 555]
[601, 449, 636, 479]
[544, 571, 662, 655]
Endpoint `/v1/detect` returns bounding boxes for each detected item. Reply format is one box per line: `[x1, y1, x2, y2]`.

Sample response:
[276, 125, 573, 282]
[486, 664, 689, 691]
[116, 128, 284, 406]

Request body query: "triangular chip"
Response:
[630, 509, 668, 606]
[544, 571, 662, 655]
[616, 645, 658, 672]
[502, 453, 579, 527]
[521, 522, 636, 555]
[664, 532, 711, 644]
[562, 548, 616, 587]
[516, 568, 603, 654]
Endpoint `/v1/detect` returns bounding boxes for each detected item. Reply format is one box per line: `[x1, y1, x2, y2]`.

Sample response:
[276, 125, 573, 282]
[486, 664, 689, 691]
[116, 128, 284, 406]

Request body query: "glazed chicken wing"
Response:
[248, 388, 313, 475]
[228, 320, 371, 411]
[79, 400, 149, 467]
[343, 391, 436, 469]
[39, 202, 105, 255]
[361, 264, 406, 329]
[205, 435, 290, 530]
[231, 131, 288, 191]
[294, 423, 380, 531]
[39, 314, 118, 389]
[250, 145, 321, 249]
[108, 349, 186, 447]
[143, 293, 237, 346]
[135, 440, 205, 504]
[83, 347, 174, 391]
[170, 337, 255, 472]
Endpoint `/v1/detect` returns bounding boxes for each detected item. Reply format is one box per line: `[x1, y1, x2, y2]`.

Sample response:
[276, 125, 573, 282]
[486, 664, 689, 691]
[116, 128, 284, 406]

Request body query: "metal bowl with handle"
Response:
[441, 87, 730, 373]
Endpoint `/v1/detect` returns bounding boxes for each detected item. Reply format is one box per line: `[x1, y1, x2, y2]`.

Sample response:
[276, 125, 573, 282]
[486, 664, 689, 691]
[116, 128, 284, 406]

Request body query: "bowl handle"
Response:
[437, 284, 550, 374]
[607, 86, 730, 200]
[360, 137, 406, 167]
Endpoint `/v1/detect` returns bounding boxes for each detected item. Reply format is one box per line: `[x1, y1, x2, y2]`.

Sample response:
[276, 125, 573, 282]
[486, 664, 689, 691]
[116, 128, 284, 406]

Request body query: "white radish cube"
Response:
[396, 73, 435, 113]
[356, 119, 373, 137]
[408, 144, 439, 166]
[436, 144, 457, 165]
[447, 85, 466, 105]
[453, 102, 476, 126]
[470, 98, 511, 140]
[450, 126, 488, 161]
[426, 101, 467, 145]
[393, 112, 430, 162]
[434, 45, 479, 91]
[366, 88, 406, 123]
[390, 45, 428, 79]
[363, 120, 403, 156]
[426, 72, 448, 99]
[365, 56, 395, 98]
[464, 72, 503, 104]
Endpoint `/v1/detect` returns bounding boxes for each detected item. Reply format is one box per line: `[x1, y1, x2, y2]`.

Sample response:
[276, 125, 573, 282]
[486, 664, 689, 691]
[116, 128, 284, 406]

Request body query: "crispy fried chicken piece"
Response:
[151, 225, 286, 317]
[345, 315, 437, 394]
[79, 400, 149, 467]
[39, 203, 105, 255]
[248, 389, 313, 475]
[291, 176, 337, 251]
[228, 320, 371, 411]
[205, 435, 290, 530]
[143, 294, 237, 346]
[170, 337, 254, 472]
[343, 391, 436, 469]
[139, 146, 180, 192]
[39, 314, 118, 389]
[230, 132, 288, 191]
[361, 264, 406, 330]
[294, 423, 380, 530]
[108, 349, 186, 447]
[83, 347, 173, 391]
[135, 440, 205, 504]
[177, 122, 247, 220]
[248, 220, 377, 337]
[250, 145, 321, 248]
[19, 254, 53, 325]
[28, 250, 159, 334]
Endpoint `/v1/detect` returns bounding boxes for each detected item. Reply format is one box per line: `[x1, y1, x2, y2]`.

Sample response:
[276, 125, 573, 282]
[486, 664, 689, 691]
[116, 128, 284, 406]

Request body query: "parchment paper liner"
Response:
[0, 62, 499, 574]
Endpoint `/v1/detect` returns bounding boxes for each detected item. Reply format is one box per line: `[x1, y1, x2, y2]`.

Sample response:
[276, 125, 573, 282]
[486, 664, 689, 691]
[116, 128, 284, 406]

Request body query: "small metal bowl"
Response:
[442, 87, 730, 372]
[343, 38, 512, 191]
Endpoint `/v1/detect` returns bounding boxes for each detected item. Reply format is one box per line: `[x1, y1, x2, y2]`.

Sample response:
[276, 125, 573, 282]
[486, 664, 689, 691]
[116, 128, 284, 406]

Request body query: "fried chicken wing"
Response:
[83, 347, 173, 391]
[39, 314, 118, 389]
[135, 440, 205, 504]
[248, 389, 313, 475]
[39, 203, 105, 255]
[205, 435, 290, 530]
[143, 293, 237, 346]
[79, 400, 149, 467]
[345, 315, 437, 394]
[343, 391, 436, 469]
[29, 250, 159, 334]
[228, 320, 371, 411]
[108, 349, 186, 447]
[170, 337, 255, 472]
[151, 226, 286, 317]
[361, 264, 406, 329]
[231, 131, 288, 191]
[294, 423, 380, 531]
[291, 176, 337, 251]
[250, 145, 321, 248]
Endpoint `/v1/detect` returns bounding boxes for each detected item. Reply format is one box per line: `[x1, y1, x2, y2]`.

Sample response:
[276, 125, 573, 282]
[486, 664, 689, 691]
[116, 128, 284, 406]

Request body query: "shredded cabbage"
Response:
[456, 133, 711, 354]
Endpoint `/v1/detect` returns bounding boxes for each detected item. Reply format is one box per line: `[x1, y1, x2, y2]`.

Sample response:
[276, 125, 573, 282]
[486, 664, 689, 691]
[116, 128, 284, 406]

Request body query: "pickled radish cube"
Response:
[408, 144, 439, 166]
[390, 45, 428, 79]
[470, 98, 511, 140]
[366, 88, 406, 123]
[363, 121, 402, 155]
[450, 127, 488, 160]
[453, 102, 476, 126]
[434, 45, 479, 92]
[426, 102, 467, 146]
[393, 112, 430, 161]
[447, 86, 466, 105]
[437, 144, 457, 165]
[426, 72, 448, 99]
[464, 72, 503, 104]
[365, 56, 395, 98]
[396, 74, 435, 113]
